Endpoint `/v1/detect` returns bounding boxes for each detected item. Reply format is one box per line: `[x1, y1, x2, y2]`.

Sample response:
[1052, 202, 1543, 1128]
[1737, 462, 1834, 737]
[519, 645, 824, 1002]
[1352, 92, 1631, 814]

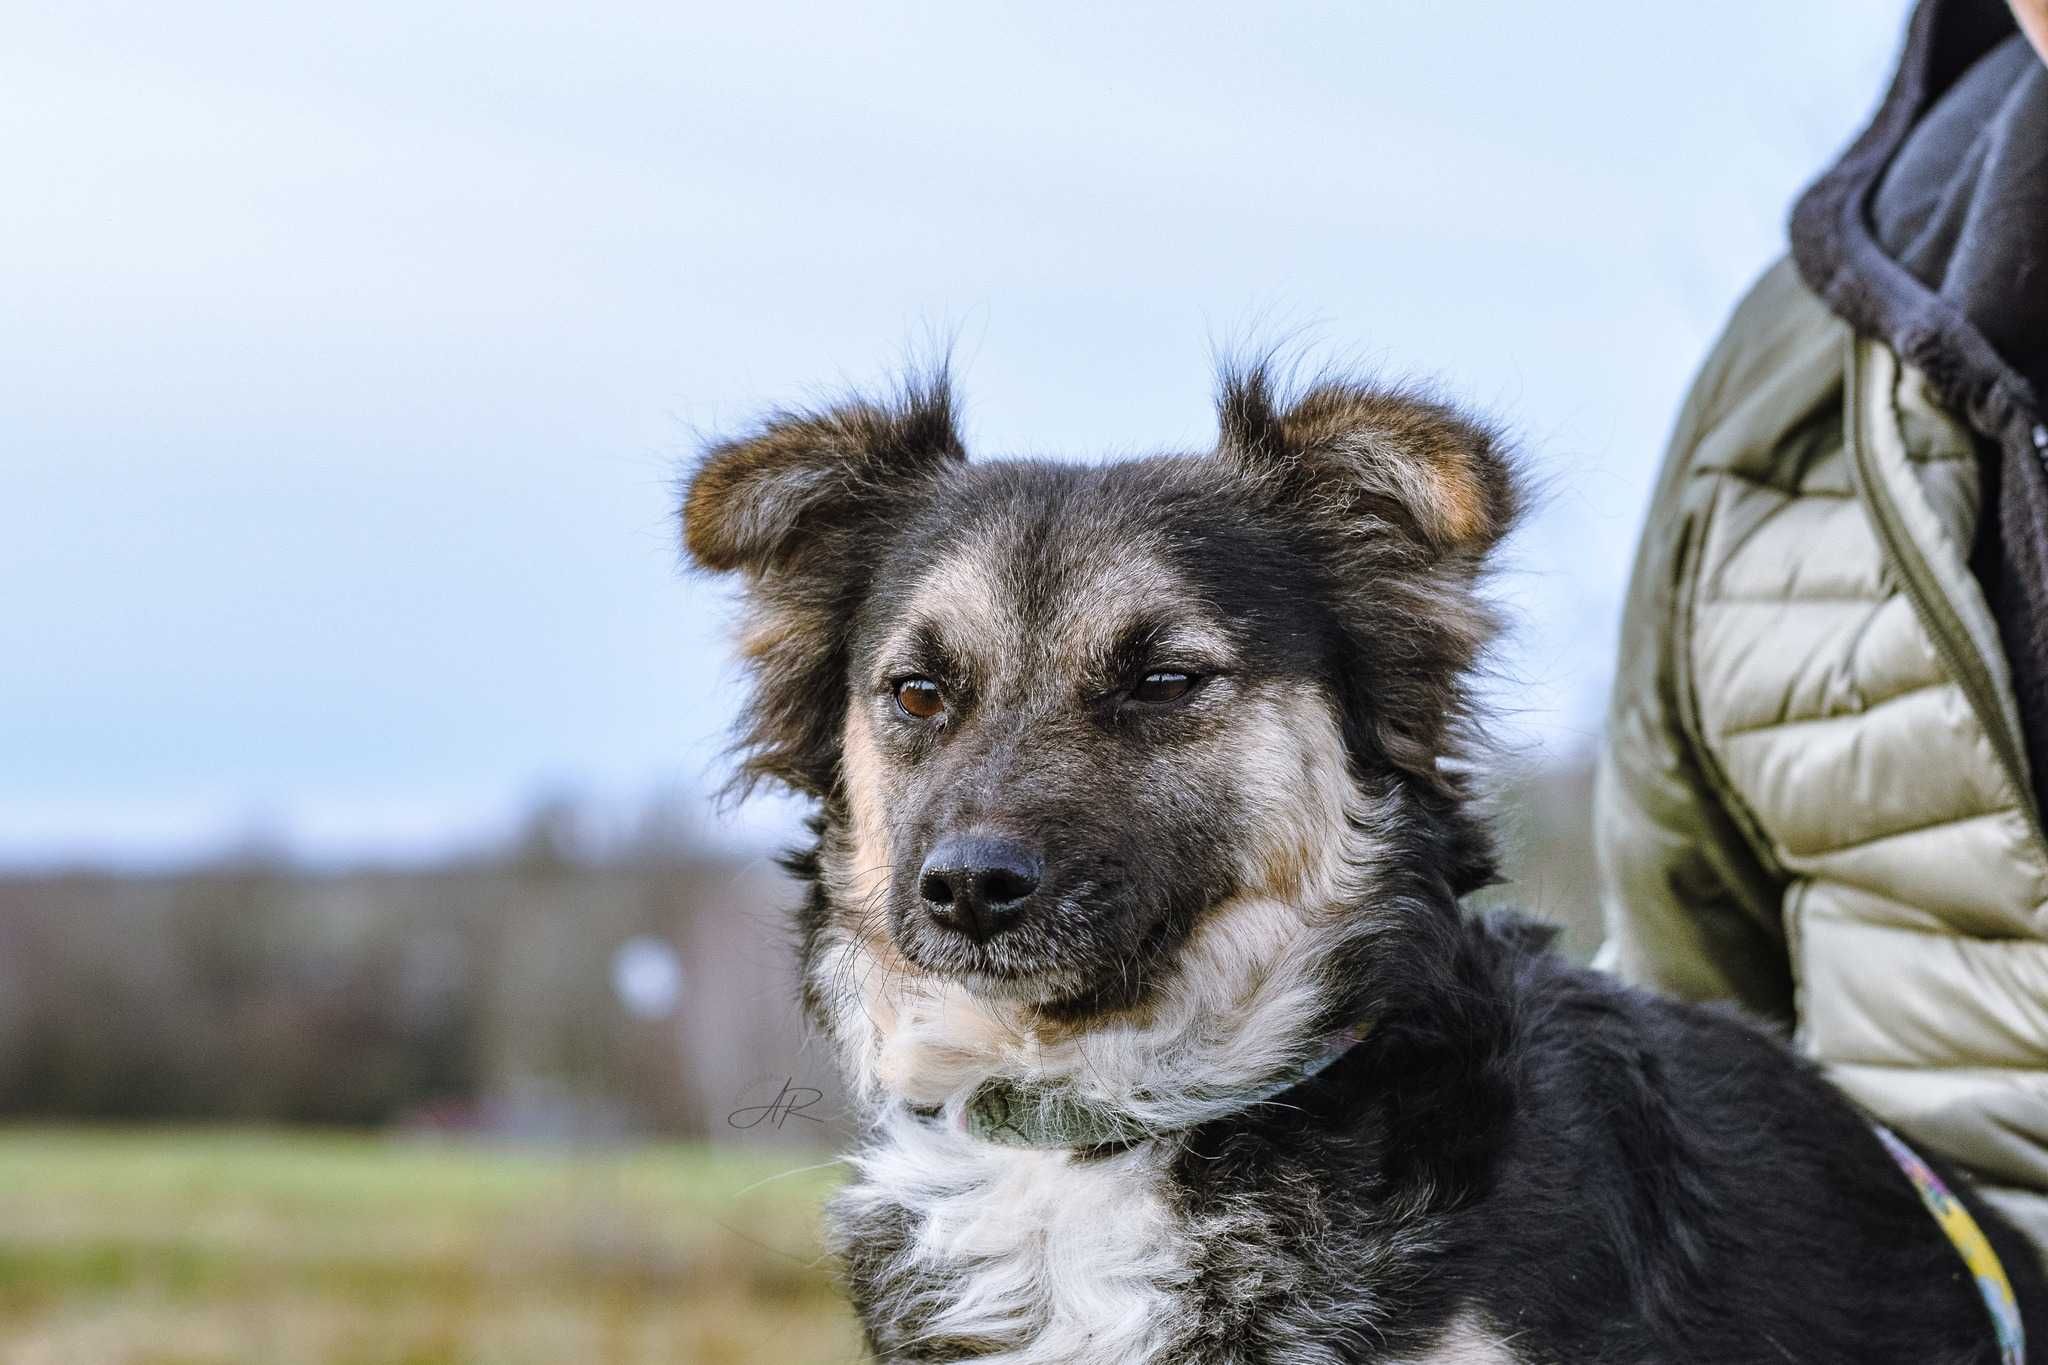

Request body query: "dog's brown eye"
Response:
[1130, 671, 1196, 705]
[894, 677, 945, 720]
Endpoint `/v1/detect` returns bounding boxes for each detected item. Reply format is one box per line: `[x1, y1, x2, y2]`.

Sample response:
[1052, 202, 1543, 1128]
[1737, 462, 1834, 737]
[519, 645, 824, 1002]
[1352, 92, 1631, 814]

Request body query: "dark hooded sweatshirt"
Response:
[1792, 0, 2048, 810]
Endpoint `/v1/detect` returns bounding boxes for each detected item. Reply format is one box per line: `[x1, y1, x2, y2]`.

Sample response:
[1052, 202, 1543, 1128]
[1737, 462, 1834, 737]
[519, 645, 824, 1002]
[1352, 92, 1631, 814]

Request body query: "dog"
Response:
[682, 364, 2044, 1363]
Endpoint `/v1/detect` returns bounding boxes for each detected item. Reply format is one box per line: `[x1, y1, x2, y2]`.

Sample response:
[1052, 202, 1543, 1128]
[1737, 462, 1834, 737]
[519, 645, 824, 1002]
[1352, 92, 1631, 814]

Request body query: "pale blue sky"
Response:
[2, 1, 1911, 866]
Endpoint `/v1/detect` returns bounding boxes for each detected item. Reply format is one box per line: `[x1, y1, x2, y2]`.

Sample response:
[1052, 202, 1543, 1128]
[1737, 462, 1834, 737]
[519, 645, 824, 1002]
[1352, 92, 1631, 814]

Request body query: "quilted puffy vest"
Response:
[1597, 260, 2048, 1252]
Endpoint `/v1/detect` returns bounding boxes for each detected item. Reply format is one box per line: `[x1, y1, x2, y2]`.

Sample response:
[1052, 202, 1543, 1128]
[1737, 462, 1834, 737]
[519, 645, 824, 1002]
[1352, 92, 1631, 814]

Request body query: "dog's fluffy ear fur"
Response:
[1216, 366, 1519, 563]
[1217, 365, 1521, 893]
[684, 375, 965, 572]
[682, 374, 965, 796]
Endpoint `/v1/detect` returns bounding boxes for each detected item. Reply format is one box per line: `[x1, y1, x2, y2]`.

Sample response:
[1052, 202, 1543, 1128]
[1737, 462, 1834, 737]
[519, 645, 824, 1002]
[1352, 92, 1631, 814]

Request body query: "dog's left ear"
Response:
[1216, 368, 1519, 564]
[1216, 367, 1521, 893]
[682, 375, 966, 797]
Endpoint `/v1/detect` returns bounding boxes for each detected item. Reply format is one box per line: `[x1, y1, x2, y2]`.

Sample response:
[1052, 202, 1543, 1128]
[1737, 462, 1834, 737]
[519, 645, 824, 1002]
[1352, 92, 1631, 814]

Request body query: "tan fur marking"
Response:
[884, 543, 1024, 674]
[839, 706, 895, 888]
[902, 531, 1230, 693]
[1226, 688, 1369, 907]
[1040, 538, 1201, 662]
[1417, 446, 1489, 548]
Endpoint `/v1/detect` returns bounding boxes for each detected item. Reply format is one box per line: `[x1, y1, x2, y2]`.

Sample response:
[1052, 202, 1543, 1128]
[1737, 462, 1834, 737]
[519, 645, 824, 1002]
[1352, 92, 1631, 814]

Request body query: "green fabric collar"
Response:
[918, 1021, 1374, 1151]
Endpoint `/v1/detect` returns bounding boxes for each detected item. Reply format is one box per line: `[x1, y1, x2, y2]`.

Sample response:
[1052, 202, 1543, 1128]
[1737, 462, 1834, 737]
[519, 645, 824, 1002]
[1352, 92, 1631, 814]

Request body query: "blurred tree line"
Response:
[0, 800, 850, 1143]
[0, 760, 1594, 1139]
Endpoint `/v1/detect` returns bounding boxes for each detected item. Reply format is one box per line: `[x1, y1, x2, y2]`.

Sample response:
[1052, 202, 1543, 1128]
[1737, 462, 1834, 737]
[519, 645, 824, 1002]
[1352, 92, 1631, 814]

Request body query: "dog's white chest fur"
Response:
[834, 1111, 1524, 1365]
[835, 1110, 1198, 1364]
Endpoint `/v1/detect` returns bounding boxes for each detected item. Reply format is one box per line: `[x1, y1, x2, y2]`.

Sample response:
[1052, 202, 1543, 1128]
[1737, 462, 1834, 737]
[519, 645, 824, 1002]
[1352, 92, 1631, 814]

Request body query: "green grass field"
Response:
[0, 1128, 863, 1365]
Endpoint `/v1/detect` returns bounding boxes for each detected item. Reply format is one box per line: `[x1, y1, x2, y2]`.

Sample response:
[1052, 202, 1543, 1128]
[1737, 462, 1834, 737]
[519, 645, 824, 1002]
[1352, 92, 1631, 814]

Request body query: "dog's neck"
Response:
[907, 1015, 1376, 1151]
[813, 889, 1385, 1142]
[803, 776, 1467, 1154]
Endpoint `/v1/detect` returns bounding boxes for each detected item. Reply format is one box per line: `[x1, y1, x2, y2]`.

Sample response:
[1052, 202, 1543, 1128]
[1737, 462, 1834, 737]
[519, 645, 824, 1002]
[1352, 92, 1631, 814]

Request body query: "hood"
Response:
[1791, 0, 2046, 450]
[1791, 0, 2048, 815]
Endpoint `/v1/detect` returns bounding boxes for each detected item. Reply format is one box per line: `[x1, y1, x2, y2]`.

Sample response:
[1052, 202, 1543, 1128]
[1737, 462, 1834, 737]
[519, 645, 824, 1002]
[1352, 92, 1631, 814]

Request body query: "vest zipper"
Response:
[1846, 338, 2048, 857]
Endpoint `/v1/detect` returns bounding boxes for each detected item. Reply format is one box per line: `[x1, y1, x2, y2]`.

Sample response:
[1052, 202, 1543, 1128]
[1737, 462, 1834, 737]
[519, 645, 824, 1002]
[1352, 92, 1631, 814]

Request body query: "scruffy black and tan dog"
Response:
[682, 366, 2043, 1364]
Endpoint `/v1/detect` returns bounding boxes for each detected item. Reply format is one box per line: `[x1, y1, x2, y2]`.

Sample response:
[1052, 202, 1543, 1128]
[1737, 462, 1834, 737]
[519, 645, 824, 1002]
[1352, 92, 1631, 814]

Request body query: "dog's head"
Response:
[684, 366, 1518, 1034]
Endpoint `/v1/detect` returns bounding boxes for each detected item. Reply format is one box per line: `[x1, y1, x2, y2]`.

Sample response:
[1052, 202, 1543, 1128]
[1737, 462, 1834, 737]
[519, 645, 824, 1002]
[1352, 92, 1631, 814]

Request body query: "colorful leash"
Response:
[1873, 1123, 2025, 1365]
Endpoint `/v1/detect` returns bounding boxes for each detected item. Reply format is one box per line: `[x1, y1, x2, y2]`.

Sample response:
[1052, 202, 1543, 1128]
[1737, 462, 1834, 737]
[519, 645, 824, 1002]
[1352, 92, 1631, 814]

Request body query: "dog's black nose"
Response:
[917, 835, 1042, 941]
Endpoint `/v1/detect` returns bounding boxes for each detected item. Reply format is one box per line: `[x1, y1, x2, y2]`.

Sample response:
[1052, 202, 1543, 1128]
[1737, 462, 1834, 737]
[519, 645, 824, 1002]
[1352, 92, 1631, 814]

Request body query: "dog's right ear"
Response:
[682, 376, 965, 797]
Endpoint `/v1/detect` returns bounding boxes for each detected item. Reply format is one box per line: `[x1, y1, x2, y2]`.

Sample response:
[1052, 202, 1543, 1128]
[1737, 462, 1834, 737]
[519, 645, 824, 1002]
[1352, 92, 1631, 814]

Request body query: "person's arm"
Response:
[1594, 616, 1793, 1018]
[1592, 271, 1800, 1021]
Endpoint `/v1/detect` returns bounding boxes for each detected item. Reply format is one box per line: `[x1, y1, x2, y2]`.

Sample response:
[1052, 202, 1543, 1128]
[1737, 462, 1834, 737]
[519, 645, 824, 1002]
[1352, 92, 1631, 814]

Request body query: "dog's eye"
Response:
[893, 677, 945, 720]
[1129, 671, 1196, 705]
